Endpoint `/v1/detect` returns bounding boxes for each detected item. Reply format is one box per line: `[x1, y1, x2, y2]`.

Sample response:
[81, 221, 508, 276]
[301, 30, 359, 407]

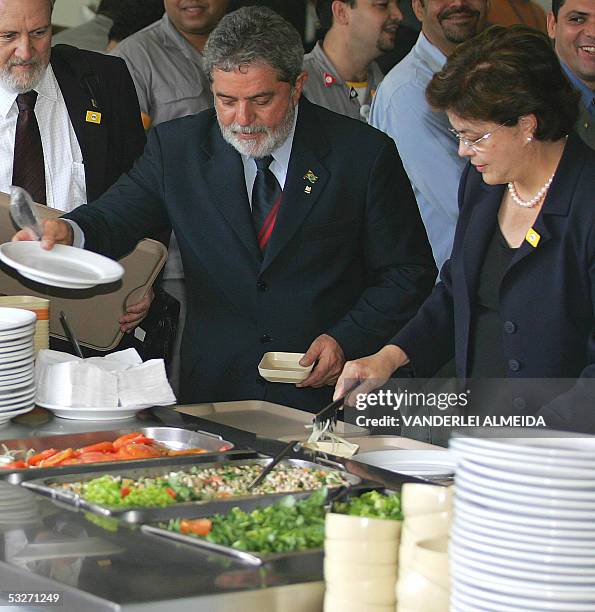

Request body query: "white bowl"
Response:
[324, 559, 397, 583]
[401, 482, 453, 516]
[396, 568, 450, 612]
[324, 539, 398, 565]
[325, 576, 397, 606]
[323, 593, 395, 612]
[325, 512, 401, 542]
[409, 536, 449, 590]
[257, 352, 313, 383]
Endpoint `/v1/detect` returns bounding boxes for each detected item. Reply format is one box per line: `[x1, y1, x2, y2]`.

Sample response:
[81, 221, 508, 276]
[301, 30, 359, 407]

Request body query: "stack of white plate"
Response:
[449, 430, 595, 612]
[0, 307, 37, 427]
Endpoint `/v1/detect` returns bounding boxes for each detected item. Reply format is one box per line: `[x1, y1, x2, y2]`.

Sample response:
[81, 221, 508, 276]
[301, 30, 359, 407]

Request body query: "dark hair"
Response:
[315, 0, 356, 32]
[97, 0, 120, 19]
[551, 0, 565, 19]
[108, 0, 165, 43]
[204, 6, 304, 85]
[426, 25, 579, 141]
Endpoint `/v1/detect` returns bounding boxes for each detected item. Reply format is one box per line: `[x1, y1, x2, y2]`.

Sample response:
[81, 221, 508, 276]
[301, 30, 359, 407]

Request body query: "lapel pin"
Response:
[525, 228, 541, 248]
[304, 185, 312, 194]
[85, 110, 102, 124]
[303, 170, 318, 184]
[323, 72, 336, 87]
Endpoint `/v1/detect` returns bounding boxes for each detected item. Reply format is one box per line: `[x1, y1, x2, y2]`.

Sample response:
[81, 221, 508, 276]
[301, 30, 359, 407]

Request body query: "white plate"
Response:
[0, 342, 33, 355]
[0, 395, 35, 412]
[452, 430, 595, 459]
[0, 242, 124, 289]
[0, 307, 36, 331]
[453, 521, 595, 555]
[0, 383, 35, 400]
[0, 355, 34, 372]
[0, 328, 35, 342]
[0, 405, 34, 424]
[0, 347, 33, 363]
[455, 497, 595, 539]
[457, 459, 595, 499]
[451, 550, 595, 589]
[452, 526, 595, 566]
[452, 581, 595, 611]
[458, 457, 595, 490]
[0, 363, 34, 379]
[36, 401, 145, 421]
[352, 449, 455, 477]
[456, 485, 595, 520]
[0, 374, 34, 390]
[0, 336, 33, 348]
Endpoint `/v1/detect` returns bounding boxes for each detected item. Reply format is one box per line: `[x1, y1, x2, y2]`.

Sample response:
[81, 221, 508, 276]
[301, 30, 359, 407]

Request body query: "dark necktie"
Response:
[252, 155, 282, 251]
[12, 91, 46, 205]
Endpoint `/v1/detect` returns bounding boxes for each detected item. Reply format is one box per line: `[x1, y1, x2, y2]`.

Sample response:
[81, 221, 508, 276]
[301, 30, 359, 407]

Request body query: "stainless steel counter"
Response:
[0, 410, 325, 612]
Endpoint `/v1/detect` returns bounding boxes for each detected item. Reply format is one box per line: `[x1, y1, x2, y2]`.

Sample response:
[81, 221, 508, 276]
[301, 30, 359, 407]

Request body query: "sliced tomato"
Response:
[0, 460, 27, 469]
[113, 432, 143, 450]
[27, 448, 58, 466]
[126, 436, 154, 445]
[60, 458, 82, 465]
[167, 448, 208, 456]
[77, 452, 118, 464]
[180, 519, 212, 536]
[120, 486, 131, 498]
[165, 487, 177, 499]
[78, 441, 115, 454]
[39, 448, 74, 468]
[115, 443, 162, 460]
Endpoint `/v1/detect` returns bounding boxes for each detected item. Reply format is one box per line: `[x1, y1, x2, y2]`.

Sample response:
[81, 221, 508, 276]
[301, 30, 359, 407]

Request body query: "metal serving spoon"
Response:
[9, 186, 44, 240]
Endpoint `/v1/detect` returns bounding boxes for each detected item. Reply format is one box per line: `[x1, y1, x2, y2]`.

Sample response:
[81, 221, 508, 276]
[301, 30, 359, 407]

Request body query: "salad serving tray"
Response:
[0, 427, 244, 484]
[22, 458, 361, 523]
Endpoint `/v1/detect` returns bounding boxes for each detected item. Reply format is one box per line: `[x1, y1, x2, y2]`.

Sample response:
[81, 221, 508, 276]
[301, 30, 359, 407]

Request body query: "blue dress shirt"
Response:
[370, 33, 466, 273]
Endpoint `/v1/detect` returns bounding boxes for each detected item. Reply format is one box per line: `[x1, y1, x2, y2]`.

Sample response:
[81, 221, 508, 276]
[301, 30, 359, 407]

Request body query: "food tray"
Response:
[22, 458, 361, 523]
[0, 427, 243, 484]
[140, 485, 395, 566]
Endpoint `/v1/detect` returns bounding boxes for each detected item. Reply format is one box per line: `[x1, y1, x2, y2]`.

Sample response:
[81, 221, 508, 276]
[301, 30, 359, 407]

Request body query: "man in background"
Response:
[548, 0, 594, 149]
[370, 0, 488, 272]
[52, 0, 118, 52]
[303, 0, 402, 122]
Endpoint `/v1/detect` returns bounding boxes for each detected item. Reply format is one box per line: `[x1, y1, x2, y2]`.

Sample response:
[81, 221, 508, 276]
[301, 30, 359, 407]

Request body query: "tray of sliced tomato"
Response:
[0, 428, 253, 484]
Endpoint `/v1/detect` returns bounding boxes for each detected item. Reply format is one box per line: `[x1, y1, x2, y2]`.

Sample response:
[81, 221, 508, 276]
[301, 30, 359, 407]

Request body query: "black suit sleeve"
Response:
[63, 126, 170, 258]
[326, 138, 437, 359]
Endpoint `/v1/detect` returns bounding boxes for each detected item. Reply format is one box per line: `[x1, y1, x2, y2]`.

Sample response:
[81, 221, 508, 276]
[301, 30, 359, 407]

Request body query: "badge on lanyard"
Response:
[86, 110, 102, 124]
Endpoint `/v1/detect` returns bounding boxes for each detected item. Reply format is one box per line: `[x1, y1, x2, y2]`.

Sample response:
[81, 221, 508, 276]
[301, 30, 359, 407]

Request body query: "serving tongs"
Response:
[9, 186, 43, 239]
[246, 439, 302, 491]
[312, 396, 344, 435]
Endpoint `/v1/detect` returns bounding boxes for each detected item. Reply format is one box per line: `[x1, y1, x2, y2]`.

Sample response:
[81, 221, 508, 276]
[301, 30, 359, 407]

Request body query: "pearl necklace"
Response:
[507, 172, 555, 208]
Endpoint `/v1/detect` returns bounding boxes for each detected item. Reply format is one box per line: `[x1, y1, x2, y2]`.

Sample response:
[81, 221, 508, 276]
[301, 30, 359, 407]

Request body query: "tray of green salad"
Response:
[140, 488, 402, 565]
[22, 458, 360, 523]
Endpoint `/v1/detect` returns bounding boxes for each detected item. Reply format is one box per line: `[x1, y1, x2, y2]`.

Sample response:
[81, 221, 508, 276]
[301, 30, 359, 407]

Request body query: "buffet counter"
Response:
[0, 406, 434, 612]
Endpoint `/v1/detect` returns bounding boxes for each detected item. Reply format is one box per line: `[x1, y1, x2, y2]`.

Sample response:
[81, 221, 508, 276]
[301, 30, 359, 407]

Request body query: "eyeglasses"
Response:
[449, 121, 510, 152]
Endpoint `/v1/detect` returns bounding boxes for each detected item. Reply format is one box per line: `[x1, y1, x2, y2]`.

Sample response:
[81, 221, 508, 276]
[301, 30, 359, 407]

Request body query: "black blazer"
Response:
[393, 133, 595, 430]
[50, 45, 146, 201]
[65, 98, 436, 411]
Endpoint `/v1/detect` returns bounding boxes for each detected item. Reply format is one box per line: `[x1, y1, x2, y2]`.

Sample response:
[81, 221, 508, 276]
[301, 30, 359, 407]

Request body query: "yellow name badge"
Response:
[525, 228, 541, 248]
[85, 110, 102, 124]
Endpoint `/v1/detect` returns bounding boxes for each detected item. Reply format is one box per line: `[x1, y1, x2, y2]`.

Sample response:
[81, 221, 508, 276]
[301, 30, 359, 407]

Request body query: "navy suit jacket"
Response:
[50, 45, 146, 201]
[65, 98, 436, 411]
[393, 132, 595, 430]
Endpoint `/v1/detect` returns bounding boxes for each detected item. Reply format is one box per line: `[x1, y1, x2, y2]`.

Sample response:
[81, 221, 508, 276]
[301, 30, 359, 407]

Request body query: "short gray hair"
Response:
[203, 6, 304, 86]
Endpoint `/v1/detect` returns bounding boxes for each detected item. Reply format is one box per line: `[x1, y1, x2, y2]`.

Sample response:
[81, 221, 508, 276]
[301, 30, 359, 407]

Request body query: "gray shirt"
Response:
[302, 42, 383, 123]
[52, 14, 113, 53]
[110, 14, 212, 127]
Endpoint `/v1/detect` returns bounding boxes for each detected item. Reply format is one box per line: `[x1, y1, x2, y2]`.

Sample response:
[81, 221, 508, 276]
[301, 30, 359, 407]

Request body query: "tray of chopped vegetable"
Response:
[0, 428, 246, 484]
[140, 488, 401, 565]
[22, 458, 360, 523]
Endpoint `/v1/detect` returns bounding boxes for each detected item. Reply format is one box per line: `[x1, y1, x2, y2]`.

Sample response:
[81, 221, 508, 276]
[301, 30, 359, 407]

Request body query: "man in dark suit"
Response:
[20, 6, 436, 412]
[0, 0, 148, 331]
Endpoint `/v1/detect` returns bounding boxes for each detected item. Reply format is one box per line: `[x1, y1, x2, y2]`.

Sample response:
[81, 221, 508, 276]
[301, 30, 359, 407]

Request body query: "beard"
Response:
[438, 7, 483, 44]
[219, 99, 297, 158]
[0, 56, 46, 94]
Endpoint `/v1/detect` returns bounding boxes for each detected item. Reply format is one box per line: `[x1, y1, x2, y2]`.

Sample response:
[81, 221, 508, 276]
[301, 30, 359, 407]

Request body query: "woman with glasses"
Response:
[334, 25, 595, 432]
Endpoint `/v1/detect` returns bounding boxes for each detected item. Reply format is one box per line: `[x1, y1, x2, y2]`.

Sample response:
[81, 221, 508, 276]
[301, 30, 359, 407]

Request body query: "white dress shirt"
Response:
[0, 64, 86, 212]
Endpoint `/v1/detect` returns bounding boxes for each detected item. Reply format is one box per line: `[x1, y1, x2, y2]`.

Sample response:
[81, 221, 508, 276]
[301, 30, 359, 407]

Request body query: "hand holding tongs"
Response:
[9, 186, 44, 240]
[247, 439, 302, 491]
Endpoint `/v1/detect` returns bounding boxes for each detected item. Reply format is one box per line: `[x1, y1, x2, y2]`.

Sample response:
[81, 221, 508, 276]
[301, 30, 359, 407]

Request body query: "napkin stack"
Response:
[36, 348, 176, 408]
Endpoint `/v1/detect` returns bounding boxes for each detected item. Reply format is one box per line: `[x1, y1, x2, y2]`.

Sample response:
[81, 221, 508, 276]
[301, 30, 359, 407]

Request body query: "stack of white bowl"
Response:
[0, 307, 37, 427]
[324, 510, 401, 612]
[397, 483, 452, 612]
[450, 431, 595, 612]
